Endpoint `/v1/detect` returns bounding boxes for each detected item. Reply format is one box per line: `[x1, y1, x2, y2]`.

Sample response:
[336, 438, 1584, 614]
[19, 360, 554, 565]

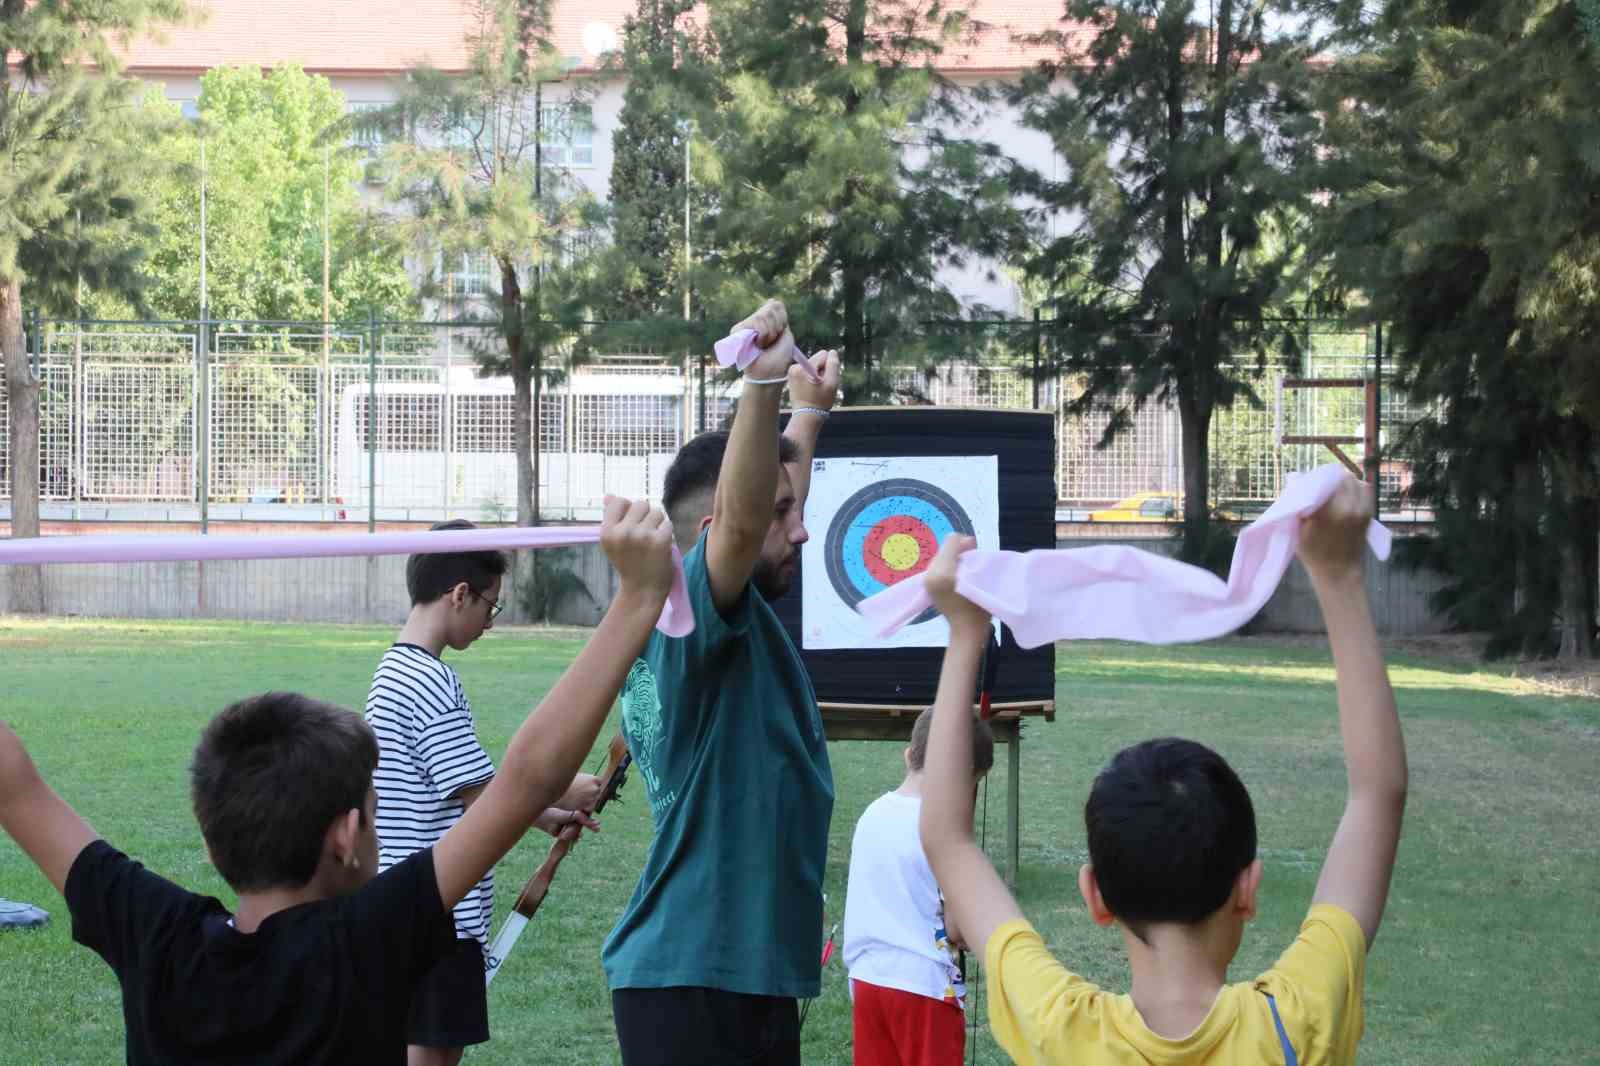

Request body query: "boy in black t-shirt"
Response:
[0, 497, 676, 1066]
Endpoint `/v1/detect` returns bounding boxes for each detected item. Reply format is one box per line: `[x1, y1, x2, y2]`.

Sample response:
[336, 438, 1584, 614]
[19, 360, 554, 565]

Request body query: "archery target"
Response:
[802, 455, 999, 650]
[824, 478, 975, 624]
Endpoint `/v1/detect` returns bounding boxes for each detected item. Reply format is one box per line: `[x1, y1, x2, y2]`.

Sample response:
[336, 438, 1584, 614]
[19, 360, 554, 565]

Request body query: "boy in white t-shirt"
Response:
[843, 706, 995, 1066]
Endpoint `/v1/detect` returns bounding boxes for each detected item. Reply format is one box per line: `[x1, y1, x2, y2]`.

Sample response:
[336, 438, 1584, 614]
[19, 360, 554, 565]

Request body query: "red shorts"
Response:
[851, 979, 966, 1066]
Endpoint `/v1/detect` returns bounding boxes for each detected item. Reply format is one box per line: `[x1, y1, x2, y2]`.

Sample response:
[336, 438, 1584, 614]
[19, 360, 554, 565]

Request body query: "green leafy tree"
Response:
[88, 65, 416, 324]
[585, 0, 1030, 397]
[1314, 0, 1600, 657]
[594, 0, 701, 321]
[362, 0, 594, 526]
[1014, 0, 1320, 562]
[2, 0, 188, 613]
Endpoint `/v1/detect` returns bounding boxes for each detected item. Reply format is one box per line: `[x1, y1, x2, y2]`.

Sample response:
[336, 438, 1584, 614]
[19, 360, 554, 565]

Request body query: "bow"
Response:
[484, 733, 632, 986]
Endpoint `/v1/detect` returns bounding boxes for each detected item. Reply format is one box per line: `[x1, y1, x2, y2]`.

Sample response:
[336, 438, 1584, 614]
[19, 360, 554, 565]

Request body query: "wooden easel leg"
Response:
[1007, 730, 1021, 887]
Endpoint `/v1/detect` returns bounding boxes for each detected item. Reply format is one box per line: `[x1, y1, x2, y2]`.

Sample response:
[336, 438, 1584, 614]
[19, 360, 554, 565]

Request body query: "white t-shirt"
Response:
[842, 791, 966, 1006]
[366, 643, 497, 947]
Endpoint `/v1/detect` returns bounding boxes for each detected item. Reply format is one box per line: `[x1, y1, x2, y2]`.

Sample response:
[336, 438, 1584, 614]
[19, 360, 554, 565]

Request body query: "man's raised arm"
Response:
[705, 299, 798, 614]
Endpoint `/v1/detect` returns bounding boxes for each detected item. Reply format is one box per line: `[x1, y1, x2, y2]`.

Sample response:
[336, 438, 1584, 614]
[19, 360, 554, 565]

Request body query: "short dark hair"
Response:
[406, 519, 509, 605]
[1084, 737, 1257, 938]
[907, 706, 995, 773]
[661, 430, 800, 524]
[191, 692, 379, 892]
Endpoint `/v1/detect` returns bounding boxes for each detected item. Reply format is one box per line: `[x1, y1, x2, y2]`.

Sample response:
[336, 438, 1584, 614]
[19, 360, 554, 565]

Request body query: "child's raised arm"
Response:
[432, 496, 676, 910]
[1302, 476, 1408, 947]
[0, 722, 99, 894]
[918, 535, 1024, 956]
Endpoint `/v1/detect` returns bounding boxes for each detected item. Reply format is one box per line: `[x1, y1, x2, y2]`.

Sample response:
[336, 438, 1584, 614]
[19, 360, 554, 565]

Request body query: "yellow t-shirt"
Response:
[984, 904, 1367, 1065]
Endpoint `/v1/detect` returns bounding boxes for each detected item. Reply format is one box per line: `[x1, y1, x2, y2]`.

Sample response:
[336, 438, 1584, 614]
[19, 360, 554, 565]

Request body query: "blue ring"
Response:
[840, 495, 957, 597]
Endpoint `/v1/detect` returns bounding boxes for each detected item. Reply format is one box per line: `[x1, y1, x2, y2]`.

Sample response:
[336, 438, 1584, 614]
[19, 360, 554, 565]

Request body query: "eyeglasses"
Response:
[469, 588, 504, 620]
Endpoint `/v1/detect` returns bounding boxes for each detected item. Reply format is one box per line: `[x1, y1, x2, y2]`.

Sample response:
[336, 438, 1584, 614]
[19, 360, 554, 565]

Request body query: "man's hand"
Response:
[533, 806, 601, 838]
[600, 496, 676, 604]
[789, 349, 841, 411]
[732, 299, 799, 383]
[924, 535, 990, 639]
[1298, 475, 1372, 587]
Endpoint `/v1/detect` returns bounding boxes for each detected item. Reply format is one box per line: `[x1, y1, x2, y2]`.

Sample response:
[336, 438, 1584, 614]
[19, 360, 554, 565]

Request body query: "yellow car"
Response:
[1087, 492, 1239, 522]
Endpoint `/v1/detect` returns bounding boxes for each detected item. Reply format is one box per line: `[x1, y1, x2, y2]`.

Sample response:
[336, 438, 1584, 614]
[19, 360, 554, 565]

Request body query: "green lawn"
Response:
[1, 618, 1596, 1064]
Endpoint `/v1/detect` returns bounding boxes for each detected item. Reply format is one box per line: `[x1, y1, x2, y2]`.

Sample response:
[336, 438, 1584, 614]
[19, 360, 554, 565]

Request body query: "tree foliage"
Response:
[2, 0, 188, 612]
[1314, 0, 1600, 657]
[573, 0, 1030, 398]
[360, 0, 595, 525]
[79, 65, 416, 324]
[1013, 0, 1321, 562]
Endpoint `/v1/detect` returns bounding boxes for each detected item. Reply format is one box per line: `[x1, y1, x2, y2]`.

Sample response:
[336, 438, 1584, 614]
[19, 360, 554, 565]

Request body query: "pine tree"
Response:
[602, 0, 700, 320]
[589, 0, 1030, 398]
[1013, 0, 1320, 562]
[1, 0, 188, 613]
[1315, 0, 1600, 657]
[361, 0, 594, 527]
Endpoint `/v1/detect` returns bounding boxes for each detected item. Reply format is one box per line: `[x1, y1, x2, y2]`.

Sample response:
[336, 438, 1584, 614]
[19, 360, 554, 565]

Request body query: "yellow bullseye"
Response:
[879, 532, 923, 572]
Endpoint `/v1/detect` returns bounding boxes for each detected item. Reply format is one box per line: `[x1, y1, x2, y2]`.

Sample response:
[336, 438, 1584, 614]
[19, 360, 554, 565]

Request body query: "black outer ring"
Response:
[822, 477, 976, 626]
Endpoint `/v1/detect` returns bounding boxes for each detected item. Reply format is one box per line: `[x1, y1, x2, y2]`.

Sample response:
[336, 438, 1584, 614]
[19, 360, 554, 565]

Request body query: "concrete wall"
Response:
[4, 534, 1453, 635]
[0, 543, 612, 628]
[1054, 536, 1454, 637]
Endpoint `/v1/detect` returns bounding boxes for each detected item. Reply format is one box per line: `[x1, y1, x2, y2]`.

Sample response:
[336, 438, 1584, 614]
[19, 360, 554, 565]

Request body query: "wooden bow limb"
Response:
[484, 732, 631, 986]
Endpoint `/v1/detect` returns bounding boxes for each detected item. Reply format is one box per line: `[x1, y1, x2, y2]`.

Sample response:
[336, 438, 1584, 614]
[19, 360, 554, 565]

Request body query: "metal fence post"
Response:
[1032, 307, 1042, 410]
[197, 308, 210, 535]
[367, 309, 377, 534]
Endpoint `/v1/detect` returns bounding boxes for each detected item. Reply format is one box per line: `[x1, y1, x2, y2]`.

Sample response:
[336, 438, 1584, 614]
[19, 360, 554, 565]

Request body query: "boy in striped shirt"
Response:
[367, 519, 605, 1066]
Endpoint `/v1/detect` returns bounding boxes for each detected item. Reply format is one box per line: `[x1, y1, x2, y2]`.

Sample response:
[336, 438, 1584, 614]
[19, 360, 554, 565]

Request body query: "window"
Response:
[442, 251, 494, 299]
[348, 101, 389, 152]
[538, 103, 594, 168]
[1139, 497, 1174, 518]
[175, 98, 200, 122]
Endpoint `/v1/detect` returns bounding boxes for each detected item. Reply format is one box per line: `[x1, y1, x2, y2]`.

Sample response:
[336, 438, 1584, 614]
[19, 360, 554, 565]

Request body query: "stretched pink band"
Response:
[713, 328, 823, 384]
[857, 465, 1392, 649]
[0, 526, 694, 637]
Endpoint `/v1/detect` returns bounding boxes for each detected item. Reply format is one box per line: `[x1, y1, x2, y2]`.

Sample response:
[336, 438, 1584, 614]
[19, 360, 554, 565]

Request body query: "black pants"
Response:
[613, 986, 801, 1066]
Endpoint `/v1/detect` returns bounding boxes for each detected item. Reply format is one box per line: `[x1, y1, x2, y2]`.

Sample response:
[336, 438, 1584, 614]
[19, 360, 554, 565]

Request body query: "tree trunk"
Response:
[1, 278, 45, 614]
[1555, 421, 1597, 659]
[1557, 520, 1594, 659]
[1177, 389, 1213, 565]
[841, 0, 870, 399]
[1583, 495, 1599, 657]
[501, 259, 534, 528]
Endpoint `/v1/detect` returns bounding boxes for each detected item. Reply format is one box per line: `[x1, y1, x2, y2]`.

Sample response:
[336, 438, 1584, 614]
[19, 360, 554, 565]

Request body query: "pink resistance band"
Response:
[0, 526, 695, 638]
[714, 329, 824, 384]
[857, 464, 1393, 649]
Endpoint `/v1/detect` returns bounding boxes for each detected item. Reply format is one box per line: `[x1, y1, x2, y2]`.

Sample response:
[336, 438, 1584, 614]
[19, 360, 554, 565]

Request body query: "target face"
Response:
[823, 478, 977, 625]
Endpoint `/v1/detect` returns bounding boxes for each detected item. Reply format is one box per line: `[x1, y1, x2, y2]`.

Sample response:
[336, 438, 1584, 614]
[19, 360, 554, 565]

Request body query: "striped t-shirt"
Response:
[366, 643, 497, 947]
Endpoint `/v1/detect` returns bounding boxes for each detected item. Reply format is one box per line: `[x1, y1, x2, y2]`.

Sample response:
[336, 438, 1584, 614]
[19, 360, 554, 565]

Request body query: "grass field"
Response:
[2, 617, 1597, 1064]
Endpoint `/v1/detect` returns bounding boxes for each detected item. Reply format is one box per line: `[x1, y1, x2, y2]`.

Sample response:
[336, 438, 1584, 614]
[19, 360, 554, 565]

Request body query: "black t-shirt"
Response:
[65, 839, 457, 1065]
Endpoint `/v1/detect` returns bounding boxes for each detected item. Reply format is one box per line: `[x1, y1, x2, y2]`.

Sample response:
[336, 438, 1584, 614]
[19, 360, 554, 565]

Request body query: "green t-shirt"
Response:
[602, 534, 835, 997]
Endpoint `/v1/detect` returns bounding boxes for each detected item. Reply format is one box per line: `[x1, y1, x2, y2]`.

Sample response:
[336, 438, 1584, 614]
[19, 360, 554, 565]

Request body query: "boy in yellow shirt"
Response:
[918, 474, 1406, 1065]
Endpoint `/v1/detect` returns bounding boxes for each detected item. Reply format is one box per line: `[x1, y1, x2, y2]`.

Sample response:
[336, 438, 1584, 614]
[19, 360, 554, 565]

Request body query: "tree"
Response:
[1014, 0, 1320, 562]
[587, 0, 1029, 398]
[82, 66, 416, 324]
[1314, 0, 1600, 657]
[364, 0, 593, 527]
[598, 0, 701, 320]
[2, 0, 187, 613]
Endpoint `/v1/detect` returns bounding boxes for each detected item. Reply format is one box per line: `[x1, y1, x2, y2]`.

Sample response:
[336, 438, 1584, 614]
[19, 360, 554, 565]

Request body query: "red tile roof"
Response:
[119, 0, 1090, 77]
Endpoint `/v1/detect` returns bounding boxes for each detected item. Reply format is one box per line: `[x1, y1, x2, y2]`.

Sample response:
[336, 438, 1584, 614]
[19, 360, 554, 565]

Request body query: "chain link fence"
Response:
[1, 316, 1427, 522]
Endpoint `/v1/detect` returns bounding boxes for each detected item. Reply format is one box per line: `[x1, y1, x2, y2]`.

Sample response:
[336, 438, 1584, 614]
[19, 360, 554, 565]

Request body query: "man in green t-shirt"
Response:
[603, 300, 841, 1066]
